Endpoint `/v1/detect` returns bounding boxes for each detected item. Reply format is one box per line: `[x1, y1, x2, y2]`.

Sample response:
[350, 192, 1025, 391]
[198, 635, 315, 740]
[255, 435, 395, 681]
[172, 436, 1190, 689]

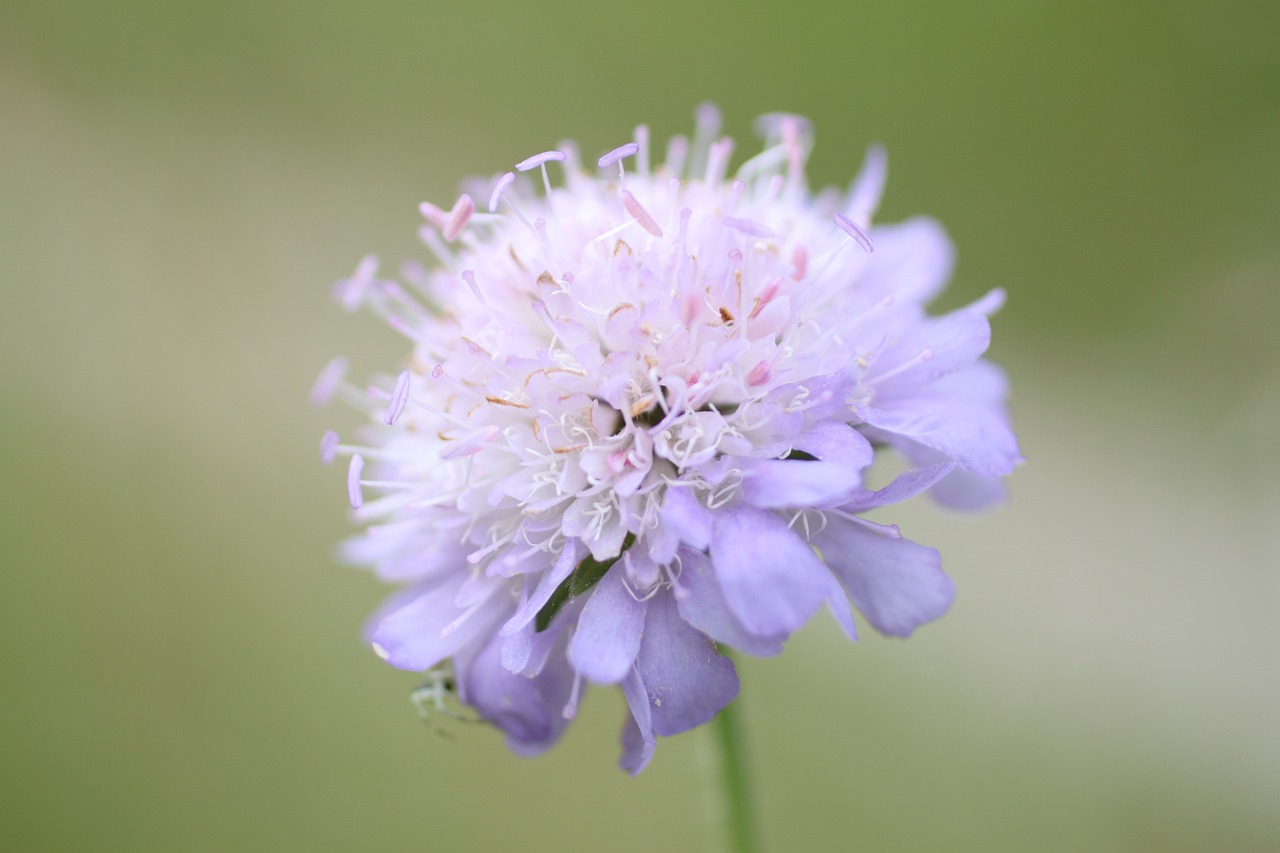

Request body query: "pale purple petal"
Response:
[636, 593, 739, 736]
[859, 395, 1021, 478]
[823, 570, 859, 641]
[619, 669, 655, 775]
[814, 517, 953, 637]
[567, 563, 647, 684]
[741, 422, 874, 508]
[931, 466, 1008, 509]
[501, 538, 582, 635]
[367, 574, 507, 671]
[842, 462, 956, 512]
[709, 505, 831, 636]
[659, 486, 712, 550]
[457, 630, 574, 757]
[858, 217, 954, 306]
[868, 308, 992, 396]
[674, 549, 785, 656]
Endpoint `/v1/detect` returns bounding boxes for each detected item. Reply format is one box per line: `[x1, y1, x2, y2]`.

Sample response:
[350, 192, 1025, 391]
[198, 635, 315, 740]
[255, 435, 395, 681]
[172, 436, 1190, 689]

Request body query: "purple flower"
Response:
[316, 106, 1020, 773]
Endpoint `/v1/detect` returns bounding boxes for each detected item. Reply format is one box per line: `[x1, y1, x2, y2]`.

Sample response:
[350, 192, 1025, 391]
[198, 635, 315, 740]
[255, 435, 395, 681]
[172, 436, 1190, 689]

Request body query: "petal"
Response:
[674, 549, 785, 656]
[859, 217, 955, 306]
[842, 462, 956, 512]
[567, 563, 647, 684]
[859, 395, 1020, 478]
[927, 466, 1008, 511]
[367, 574, 507, 671]
[813, 517, 953, 637]
[500, 620, 532, 673]
[636, 593, 739, 737]
[823, 570, 859, 641]
[741, 422, 874, 508]
[868, 306, 993, 397]
[619, 669, 656, 775]
[501, 538, 582, 635]
[709, 505, 830, 636]
[456, 630, 574, 757]
[845, 143, 887, 224]
[659, 485, 712, 550]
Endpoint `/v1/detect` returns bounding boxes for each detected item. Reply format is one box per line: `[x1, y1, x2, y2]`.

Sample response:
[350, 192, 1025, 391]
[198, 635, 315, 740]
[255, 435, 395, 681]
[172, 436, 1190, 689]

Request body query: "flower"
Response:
[315, 105, 1020, 773]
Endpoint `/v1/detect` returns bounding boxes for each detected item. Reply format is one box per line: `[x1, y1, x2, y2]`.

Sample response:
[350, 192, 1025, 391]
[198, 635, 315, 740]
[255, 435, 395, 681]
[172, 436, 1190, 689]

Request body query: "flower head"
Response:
[316, 106, 1020, 773]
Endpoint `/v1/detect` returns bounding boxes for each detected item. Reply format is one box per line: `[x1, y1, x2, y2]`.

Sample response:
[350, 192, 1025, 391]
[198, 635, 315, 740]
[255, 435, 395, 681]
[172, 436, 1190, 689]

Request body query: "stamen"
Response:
[781, 114, 804, 183]
[723, 216, 775, 239]
[688, 102, 722, 179]
[791, 245, 808, 280]
[439, 594, 491, 639]
[517, 150, 565, 198]
[440, 425, 502, 460]
[384, 370, 412, 425]
[417, 202, 448, 229]
[562, 671, 583, 720]
[746, 360, 772, 386]
[534, 218, 554, 265]
[736, 144, 788, 180]
[847, 144, 888, 223]
[665, 135, 689, 178]
[598, 142, 639, 169]
[868, 348, 935, 385]
[337, 255, 378, 312]
[488, 171, 516, 213]
[621, 190, 663, 237]
[347, 455, 365, 509]
[515, 150, 567, 172]
[633, 124, 650, 178]
[319, 429, 339, 464]
[460, 270, 487, 306]
[704, 137, 735, 186]
[442, 194, 474, 242]
[310, 357, 349, 406]
[834, 213, 875, 253]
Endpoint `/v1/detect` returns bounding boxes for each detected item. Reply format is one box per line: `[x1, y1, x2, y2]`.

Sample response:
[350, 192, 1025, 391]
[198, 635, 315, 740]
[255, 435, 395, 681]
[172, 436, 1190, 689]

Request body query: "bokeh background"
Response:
[3, 2, 1278, 850]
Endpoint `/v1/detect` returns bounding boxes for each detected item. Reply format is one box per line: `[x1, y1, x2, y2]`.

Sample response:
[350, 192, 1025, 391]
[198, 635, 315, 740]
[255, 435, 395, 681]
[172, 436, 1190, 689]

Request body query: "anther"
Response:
[347, 455, 365, 509]
[598, 142, 639, 169]
[515, 150, 567, 172]
[834, 213, 874, 253]
[746, 360, 772, 386]
[417, 202, 448, 229]
[384, 371, 412, 426]
[442, 194, 474, 242]
[488, 172, 516, 213]
[310, 357, 349, 406]
[337, 255, 378, 312]
[621, 190, 663, 237]
[723, 216, 775, 239]
[319, 430, 339, 464]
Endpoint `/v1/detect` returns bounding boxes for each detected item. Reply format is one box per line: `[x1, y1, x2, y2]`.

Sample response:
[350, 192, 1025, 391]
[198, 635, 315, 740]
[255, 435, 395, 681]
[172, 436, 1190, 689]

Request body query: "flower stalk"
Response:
[707, 692, 760, 853]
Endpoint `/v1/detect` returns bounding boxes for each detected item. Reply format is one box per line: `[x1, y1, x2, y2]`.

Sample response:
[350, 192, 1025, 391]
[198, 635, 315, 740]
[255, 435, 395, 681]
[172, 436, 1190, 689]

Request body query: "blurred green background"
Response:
[3, 1, 1278, 850]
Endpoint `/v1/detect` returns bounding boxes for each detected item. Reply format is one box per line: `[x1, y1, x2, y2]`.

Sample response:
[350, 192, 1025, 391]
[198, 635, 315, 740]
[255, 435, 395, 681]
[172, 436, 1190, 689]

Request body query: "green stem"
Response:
[706, 692, 760, 853]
